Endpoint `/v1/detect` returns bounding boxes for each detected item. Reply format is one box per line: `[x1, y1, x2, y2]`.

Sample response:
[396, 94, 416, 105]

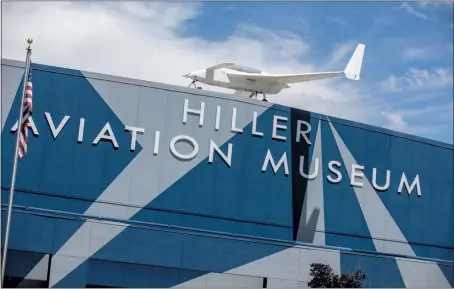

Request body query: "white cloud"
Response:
[400, 1, 453, 23]
[379, 67, 453, 92]
[2, 1, 378, 124]
[325, 41, 357, 69]
[326, 16, 348, 27]
[400, 2, 429, 20]
[381, 104, 453, 137]
[380, 111, 408, 131]
[416, 1, 453, 9]
[1, 2, 451, 142]
[401, 47, 438, 61]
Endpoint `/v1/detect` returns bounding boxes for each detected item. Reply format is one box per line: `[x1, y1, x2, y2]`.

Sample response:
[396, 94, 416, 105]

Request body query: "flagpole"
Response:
[1, 38, 33, 286]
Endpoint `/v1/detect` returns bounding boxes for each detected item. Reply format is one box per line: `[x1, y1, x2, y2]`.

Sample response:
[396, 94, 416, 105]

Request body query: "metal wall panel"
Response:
[1, 59, 452, 288]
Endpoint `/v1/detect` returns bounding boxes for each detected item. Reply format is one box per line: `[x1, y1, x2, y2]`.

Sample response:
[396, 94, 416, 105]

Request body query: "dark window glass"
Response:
[2, 276, 48, 288]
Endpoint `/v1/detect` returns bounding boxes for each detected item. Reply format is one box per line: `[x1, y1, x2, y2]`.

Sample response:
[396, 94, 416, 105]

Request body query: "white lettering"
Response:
[350, 164, 364, 187]
[372, 168, 390, 191]
[261, 150, 289, 176]
[5, 107, 425, 200]
[252, 111, 264, 137]
[215, 105, 221, 131]
[209, 140, 233, 167]
[299, 155, 319, 179]
[170, 135, 199, 160]
[93, 122, 119, 149]
[231, 107, 243, 133]
[398, 173, 421, 196]
[296, 120, 311, 145]
[272, 115, 287, 141]
[153, 131, 160, 156]
[327, 161, 342, 183]
[78, 118, 85, 143]
[11, 116, 39, 136]
[125, 126, 145, 152]
[45, 112, 70, 140]
[183, 98, 205, 127]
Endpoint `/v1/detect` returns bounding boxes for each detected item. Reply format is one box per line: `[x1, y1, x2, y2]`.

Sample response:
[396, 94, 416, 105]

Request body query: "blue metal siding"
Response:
[148, 106, 293, 240]
[321, 119, 376, 252]
[1, 65, 141, 206]
[328, 119, 453, 259]
[340, 252, 405, 288]
[1, 59, 452, 288]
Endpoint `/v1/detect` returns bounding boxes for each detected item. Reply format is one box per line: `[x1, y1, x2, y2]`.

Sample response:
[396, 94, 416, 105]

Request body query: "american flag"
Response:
[18, 65, 33, 159]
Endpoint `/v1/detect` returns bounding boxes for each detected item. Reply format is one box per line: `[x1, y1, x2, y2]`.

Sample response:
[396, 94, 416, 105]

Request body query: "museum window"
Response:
[1, 249, 51, 288]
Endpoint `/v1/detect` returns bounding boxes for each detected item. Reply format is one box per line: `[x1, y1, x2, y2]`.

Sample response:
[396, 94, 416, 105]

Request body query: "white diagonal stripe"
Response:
[44, 75, 274, 287]
[296, 119, 325, 245]
[327, 117, 450, 287]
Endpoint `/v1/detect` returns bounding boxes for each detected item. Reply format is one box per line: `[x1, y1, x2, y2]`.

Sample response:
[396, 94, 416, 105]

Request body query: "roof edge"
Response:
[2, 58, 452, 149]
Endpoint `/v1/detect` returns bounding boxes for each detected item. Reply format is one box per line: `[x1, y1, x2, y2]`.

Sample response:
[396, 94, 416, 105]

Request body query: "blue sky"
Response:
[187, 2, 452, 84]
[187, 1, 453, 143]
[3, 1, 453, 143]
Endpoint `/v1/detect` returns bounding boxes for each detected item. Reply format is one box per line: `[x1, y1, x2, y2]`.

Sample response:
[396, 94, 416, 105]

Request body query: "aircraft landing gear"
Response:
[262, 93, 268, 102]
[188, 80, 202, 90]
[248, 92, 268, 102]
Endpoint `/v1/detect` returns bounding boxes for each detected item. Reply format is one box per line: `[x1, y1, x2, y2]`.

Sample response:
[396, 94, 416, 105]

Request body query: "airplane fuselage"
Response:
[184, 44, 365, 98]
[186, 68, 289, 95]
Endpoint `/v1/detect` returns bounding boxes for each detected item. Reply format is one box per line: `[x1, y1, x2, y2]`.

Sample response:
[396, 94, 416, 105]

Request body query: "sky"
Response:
[1, 1, 453, 143]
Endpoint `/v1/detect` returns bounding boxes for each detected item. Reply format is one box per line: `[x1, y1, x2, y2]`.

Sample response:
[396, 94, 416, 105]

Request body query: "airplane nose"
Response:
[183, 73, 191, 78]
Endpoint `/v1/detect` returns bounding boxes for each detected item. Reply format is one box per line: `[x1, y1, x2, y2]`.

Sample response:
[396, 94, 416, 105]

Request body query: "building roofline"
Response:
[2, 58, 452, 149]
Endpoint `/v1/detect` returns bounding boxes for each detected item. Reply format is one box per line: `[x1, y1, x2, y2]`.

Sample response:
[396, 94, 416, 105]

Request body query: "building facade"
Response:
[1, 58, 453, 288]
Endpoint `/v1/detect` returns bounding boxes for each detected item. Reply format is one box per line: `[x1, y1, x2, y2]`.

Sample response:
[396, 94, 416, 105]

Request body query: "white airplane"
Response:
[183, 43, 365, 102]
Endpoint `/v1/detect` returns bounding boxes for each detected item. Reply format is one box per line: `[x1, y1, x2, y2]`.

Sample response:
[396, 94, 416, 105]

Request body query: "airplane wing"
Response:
[227, 43, 365, 84]
[228, 71, 345, 84]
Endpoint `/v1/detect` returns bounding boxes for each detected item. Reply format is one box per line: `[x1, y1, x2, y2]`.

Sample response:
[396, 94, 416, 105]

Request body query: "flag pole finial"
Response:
[27, 38, 33, 47]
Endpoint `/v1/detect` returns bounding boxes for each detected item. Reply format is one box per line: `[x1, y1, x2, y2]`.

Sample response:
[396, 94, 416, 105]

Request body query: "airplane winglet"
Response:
[344, 44, 365, 81]
[206, 63, 234, 81]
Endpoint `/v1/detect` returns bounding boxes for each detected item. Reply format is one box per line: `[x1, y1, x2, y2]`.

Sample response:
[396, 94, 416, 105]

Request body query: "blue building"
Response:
[1, 58, 453, 288]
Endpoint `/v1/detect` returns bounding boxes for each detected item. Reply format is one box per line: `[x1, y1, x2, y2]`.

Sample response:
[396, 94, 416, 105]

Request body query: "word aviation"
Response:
[183, 43, 366, 102]
[10, 99, 421, 197]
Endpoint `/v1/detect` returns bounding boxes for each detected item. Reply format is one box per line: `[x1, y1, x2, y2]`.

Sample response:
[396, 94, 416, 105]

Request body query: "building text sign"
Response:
[10, 98, 422, 197]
